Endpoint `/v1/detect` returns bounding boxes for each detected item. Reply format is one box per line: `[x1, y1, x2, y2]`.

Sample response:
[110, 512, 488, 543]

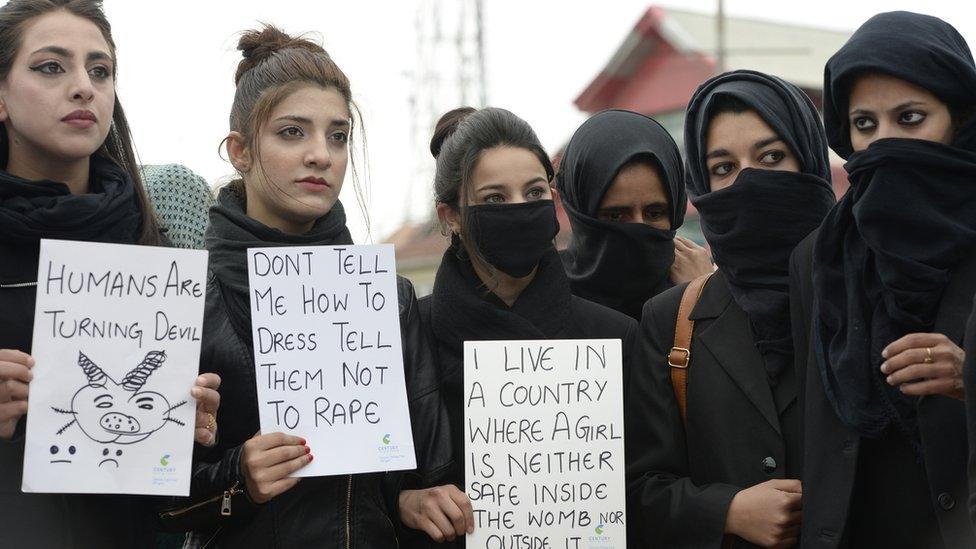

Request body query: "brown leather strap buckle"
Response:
[668, 347, 690, 368]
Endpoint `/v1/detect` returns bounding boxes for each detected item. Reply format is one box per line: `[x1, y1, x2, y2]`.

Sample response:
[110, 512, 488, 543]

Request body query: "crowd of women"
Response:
[1, 1, 975, 548]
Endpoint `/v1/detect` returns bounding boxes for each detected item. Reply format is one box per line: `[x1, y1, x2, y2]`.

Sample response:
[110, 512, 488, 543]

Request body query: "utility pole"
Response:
[716, 0, 726, 73]
[405, 0, 488, 223]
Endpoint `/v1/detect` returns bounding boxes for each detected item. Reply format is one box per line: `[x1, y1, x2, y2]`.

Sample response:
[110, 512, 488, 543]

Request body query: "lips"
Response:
[61, 109, 97, 129]
[297, 176, 331, 192]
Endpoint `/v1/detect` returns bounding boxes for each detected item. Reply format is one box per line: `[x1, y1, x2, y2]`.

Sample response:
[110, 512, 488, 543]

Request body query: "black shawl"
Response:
[557, 109, 685, 320]
[814, 11, 976, 445]
[205, 187, 353, 344]
[684, 70, 834, 382]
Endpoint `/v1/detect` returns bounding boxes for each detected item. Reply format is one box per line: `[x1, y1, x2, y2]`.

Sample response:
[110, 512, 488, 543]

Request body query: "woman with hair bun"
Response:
[404, 106, 638, 546]
[165, 25, 451, 547]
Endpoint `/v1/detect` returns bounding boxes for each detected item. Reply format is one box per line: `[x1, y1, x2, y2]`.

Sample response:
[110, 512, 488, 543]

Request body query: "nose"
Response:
[304, 134, 332, 170]
[100, 412, 141, 434]
[68, 69, 95, 103]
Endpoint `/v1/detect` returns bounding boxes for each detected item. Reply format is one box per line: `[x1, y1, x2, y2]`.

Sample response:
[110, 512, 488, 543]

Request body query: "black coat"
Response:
[0, 238, 166, 549]
[791, 230, 976, 548]
[167, 275, 452, 548]
[627, 270, 799, 548]
[416, 290, 638, 548]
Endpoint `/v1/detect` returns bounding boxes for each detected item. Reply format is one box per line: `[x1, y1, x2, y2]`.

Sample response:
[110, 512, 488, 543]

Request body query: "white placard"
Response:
[246, 244, 416, 476]
[465, 339, 627, 549]
[23, 239, 208, 496]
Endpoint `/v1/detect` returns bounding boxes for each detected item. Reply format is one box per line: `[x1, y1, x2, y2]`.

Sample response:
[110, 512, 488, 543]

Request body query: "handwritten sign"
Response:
[247, 244, 416, 476]
[465, 339, 626, 549]
[23, 239, 208, 496]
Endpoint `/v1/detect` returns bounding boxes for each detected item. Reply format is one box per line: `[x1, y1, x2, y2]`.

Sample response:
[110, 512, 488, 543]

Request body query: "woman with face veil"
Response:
[557, 109, 711, 320]
[790, 11, 976, 549]
[627, 70, 834, 548]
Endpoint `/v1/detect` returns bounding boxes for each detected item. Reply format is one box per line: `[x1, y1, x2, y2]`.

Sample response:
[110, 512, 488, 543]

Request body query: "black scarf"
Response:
[684, 71, 833, 382]
[557, 109, 685, 320]
[814, 139, 976, 443]
[0, 156, 142, 246]
[205, 187, 353, 345]
[814, 11, 976, 446]
[430, 245, 574, 356]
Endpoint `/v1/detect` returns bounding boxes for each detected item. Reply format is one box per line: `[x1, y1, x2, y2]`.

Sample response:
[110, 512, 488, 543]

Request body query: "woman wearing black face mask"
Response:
[557, 109, 713, 320]
[402, 107, 638, 547]
[627, 70, 834, 548]
[790, 12, 976, 549]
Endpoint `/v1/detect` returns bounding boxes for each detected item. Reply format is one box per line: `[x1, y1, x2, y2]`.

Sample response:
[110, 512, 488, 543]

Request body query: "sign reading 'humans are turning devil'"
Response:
[465, 339, 627, 549]
[23, 239, 208, 496]
[246, 244, 415, 476]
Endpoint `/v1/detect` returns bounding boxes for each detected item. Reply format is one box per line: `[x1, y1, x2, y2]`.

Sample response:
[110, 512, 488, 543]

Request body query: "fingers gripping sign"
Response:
[399, 484, 475, 542]
[0, 349, 35, 440]
[191, 373, 221, 447]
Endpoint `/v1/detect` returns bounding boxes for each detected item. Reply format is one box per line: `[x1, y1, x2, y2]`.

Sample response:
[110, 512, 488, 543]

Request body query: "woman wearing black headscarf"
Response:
[790, 11, 976, 549]
[557, 109, 713, 320]
[627, 70, 834, 548]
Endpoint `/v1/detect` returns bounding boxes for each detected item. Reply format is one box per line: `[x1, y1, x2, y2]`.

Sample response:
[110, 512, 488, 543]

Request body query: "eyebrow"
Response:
[705, 136, 783, 160]
[274, 115, 351, 127]
[94, 394, 112, 402]
[850, 100, 927, 117]
[136, 396, 155, 403]
[598, 201, 668, 212]
[31, 46, 112, 63]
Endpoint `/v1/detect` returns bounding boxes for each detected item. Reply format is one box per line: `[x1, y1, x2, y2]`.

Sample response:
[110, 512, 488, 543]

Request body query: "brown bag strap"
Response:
[669, 272, 713, 425]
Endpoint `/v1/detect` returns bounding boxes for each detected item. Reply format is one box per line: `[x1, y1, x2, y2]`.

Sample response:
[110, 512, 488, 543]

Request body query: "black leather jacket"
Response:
[163, 275, 452, 548]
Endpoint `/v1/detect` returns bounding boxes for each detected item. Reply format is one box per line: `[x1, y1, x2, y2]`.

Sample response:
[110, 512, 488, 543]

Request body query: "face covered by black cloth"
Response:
[557, 109, 686, 320]
[813, 11, 976, 446]
[464, 199, 560, 278]
[205, 187, 353, 344]
[684, 70, 834, 383]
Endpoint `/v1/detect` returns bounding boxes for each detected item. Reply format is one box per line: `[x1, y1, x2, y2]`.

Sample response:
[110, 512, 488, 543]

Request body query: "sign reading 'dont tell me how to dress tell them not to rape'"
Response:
[246, 244, 416, 476]
[465, 339, 626, 549]
[23, 239, 208, 496]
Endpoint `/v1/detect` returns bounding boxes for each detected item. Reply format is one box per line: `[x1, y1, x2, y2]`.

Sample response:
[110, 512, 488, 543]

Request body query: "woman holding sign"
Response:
[408, 107, 638, 546]
[165, 25, 452, 548]
[0, 1, 220, 547]
[626, 70, 834, 548]
[791, 12, 976, 548]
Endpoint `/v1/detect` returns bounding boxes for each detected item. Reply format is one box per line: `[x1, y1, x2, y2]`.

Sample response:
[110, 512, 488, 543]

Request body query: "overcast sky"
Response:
[103, 0, 976, 242]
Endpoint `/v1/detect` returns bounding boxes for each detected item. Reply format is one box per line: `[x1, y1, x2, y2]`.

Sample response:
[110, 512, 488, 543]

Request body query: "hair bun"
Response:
[235, 24, 327, 84]
[430, 107, 477, 159]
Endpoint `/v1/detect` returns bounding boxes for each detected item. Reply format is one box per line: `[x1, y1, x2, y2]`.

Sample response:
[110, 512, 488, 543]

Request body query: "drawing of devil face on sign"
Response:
[54, 351, 186, 445]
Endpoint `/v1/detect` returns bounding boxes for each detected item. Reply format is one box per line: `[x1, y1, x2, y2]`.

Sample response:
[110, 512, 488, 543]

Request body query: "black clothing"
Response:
[683, 70, 831, 195]
[813, 139, 976, 446]
[691, 169, 833, 382]
[792, 232, 976, 548]
[557, 109, 685, 320]
[174, 190, 452, 547]
[419, 245, 638, 548]
[822, 11, 976, 159]
[683, 70, 834, 383]
[627, 272, 801, 548]
[964, 296, 976, 531]
[0, 160, 156, 548]
[465, 199, 559, 278]
[626, 69, 829, 548]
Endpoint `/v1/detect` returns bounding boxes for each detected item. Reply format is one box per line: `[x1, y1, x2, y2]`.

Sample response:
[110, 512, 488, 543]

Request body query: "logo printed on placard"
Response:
[595, 524, 605, 535]
[160, 454, 171, 466]
[383, 433, 391, 445]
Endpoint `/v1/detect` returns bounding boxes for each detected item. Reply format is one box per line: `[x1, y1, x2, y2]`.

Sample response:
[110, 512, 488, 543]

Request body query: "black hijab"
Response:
[205, 187, 354, 344]
[814, 11, 976, 447]
[684, 70, 835, 382]
[557, 109, 685, 320]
